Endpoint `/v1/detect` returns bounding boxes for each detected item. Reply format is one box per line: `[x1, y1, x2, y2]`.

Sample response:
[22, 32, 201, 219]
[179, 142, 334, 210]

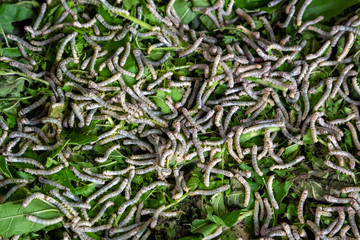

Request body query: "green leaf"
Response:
[0, 4, 33, 34]
[0, 199, 62, 238]
[222, 210, 242, 227]
[174, 0, 198, 24]
[0, 48, 21, 58]
[303, 0, 360, 21]
[211, 193, 226, 216]
[0, 155, 12, 178]
[191, 219, 219, 236]
[273, 180, 292, 204]
[0, 76, 25, 98]
[68, 132, 98, 145]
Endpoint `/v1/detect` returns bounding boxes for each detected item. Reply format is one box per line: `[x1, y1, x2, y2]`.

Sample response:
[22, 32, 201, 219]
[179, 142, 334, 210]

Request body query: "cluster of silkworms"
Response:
[1, 0, 360, 239]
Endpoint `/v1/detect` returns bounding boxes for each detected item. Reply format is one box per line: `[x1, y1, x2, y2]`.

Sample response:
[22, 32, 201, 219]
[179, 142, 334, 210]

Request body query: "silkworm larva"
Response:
[55, 32, 78, 63]
[278, 5, 295, 28]
[348, 208, 360, 238]
[109, 222, 143, 236]
[1, 183, 27, 203]
[261, 198, 273, 235]
[297, 0, 313, 26]
[125, 169, 135, 200]
[235, 174, 250, 207]
[117, 181, 170, 215]
[7, 34, 42, 51]
[341, 186, 360, 194]
[89, 201, 114, 225]
[98, 0, 130, 15]
[103, 166, 135, 176]
[7, 156, 44, 169]
[328, 150, 356, 169]
[270, 156, 305, 171]
[17, 42, 36, 66]
[324, 160, 355, 179]
[19, 96, 48, 116]
[267, 0, 283, 7]
[242, 121, 284, 134]
[227, 137, 242, 163]
[203, 226, 223, 240]
[259, 16, 276, 42]
[26, 215, 63, 225]
[189, 184, 230, 196]
[71, 166, 105, 184]
[0, 117, 8, 131]
[339, 224, 351, 238]
[94, 144, 122, 163]
[267, 175, 279, 210]
[235, 8, 255, 29]
[99, 178, 128, 203]
[331, 64, 354, 98]
[179, 34, 205, 58]
[49, 189, 78, 216]
[252, 145, 263, 176]
[149, 205, 166, 229]
[0, 130, 7, 147]
[204, 158, 222, 187]
[86, 177, 121, 204]
[197, 163, 233, 178]
[254, 199, 260, 236]
[24, 165, 64, 175]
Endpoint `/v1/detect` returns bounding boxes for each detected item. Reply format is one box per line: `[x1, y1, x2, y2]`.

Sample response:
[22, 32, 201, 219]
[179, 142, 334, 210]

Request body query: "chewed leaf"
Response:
[174, 0, 199, 24]
[0, 199, 62, 238]
[0, 4, 33, 34]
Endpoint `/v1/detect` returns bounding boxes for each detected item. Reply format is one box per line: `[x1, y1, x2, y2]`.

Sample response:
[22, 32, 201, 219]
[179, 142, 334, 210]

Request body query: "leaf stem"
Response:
[117, 13, 154, 30]
[0, 71, 49, 85]
[0, 96, 33, 101]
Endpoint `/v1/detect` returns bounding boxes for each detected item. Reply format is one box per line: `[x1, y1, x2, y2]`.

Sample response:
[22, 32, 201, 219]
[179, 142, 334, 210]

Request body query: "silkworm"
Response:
[7, 34, 42, 51]
[86, 177, 121, 204]
[0, 130, 7, 147]
[328, 150, 356, 169]
[189, 184, 230, 196]
[117, 181, 170, 215]
[24, 165, 63, 176]
[0, 118, 9, 131]
[1, 183, 26, 203]
[103, 166, 135, 176]
[267, 0, 283, 7]
[50, 189, 78, 216]
[17, 43, 36, 66]
[203, 158, 222, 187]
[261, 198, 273, 235]
[203, 226, 223, 240]
[266, 175, 279, 210]
[99, 178, 128, 203]
[7, 156, 44, 169]
[297, 0, 313, 26]
[270, 156, 305, 171]
[278, 5, 295, 28]
[125, 169, 135, 200]
[109, 222, 143, 236]
[70, 166, 105, 184]
[252, 145, 263, 176]
[179, 34, 205, 58]
[26, 215, 63, 225]
[234, 174, 250, 207]
[90, 201, 114, 225]
[235, 8, 255, 29]
[341, 186, 360, 194]
[260, 16, 276, 42]
[19, 96, 48, 115]
[55, 32, 78, 62]
[348, 208, 360, 238]
[331, 64, 354, 98]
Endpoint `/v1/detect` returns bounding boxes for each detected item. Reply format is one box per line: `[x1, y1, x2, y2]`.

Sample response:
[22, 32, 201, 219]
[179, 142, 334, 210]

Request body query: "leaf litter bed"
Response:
[1, 0, 360, 239]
